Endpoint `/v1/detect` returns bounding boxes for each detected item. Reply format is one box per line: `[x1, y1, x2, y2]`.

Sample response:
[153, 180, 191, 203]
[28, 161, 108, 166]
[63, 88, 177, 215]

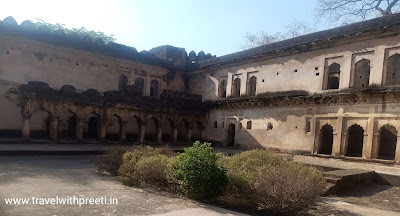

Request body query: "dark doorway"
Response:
[119, 74, 128, 90]
[87, 117, 99, 139]
[227, 123, 235, 147]
[247, 76, 257, 96]
[66, 116, 76, 138]
[378, 124, 397, 160]
[150, 80, 159, 97]
[346, 124, 364, 157]
[219, 80, 227, 98]
[319, 124, 333, 155]
[327, 63, 340, 89]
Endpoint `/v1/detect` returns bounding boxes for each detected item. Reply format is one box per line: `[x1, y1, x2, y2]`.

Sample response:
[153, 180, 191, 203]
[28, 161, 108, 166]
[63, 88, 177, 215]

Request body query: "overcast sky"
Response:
[0, 0, 322, 56]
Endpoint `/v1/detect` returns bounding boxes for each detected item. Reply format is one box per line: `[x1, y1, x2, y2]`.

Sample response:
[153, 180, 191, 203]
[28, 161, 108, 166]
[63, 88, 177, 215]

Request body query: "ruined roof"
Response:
[191, 13, 400, 70]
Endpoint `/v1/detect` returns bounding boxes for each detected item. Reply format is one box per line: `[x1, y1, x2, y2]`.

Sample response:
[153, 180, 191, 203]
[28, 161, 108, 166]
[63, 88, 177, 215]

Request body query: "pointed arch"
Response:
[318, 124, 333, 155]
[219, 80, 227, 98]
[232, 78, 241, 97]
[135, 77, 145, 95]
[119, 74, 128, 90]
[327, 63, 340, 89]
[150, 79, 159, 97]
[247, 76, 257, 96]
[378, 124, 397, 160]
[353, 59, 370, 88]
[346, 124, 364, 157]
[385, 54, 400, 86]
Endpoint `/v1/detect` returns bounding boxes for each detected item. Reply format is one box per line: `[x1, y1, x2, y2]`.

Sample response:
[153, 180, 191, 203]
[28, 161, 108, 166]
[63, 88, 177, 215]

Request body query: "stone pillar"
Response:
[186, 128, 192, 143]
[341, 132, 348, 156]
[50, 117, 59, 143]
[76, 119, 84, 142]
[363, 117, 375, 159]
[22, 115, 30, 142]
[332, 116, 343, 156]
[100, 121, 107, 143]
[395, 135, 400, 163]
[200, 127, 205, 141]
[226, 72, 233, 97]
[172, 127, 178, 144]
[120, 121, 127, 143]
[157, 126, 162, 144]
[139, 123, 146, 145]
[145, 75, 151, 96]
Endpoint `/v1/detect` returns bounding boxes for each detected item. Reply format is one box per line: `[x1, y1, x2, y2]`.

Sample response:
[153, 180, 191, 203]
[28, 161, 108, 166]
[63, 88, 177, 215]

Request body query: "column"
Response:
[332, 116, 343, 156]
[120, 121, 127, 143]
[145, 75, 151, 96]
[172, 127, 178, 144]
[157, 126, 162, 144]
[363, 117, 375, 159]
[395, 136, 400, 163]
[186, 128, 192, 143]
[76, 119, 84, 142]
[22, 115, 30, 142]
[100, 121, 107, 143]
[226, 72, 233, 97]
[139, 123, 146, 145]
[50, 117, 59, 143]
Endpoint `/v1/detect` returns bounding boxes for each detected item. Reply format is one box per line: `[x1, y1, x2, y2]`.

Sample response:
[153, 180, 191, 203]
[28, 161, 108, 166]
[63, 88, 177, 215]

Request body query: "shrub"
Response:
[219, 149, 325, 214]
[174, 141, 228, 199]
[118, 146, 176, 189]
[95, 147, 130, 175]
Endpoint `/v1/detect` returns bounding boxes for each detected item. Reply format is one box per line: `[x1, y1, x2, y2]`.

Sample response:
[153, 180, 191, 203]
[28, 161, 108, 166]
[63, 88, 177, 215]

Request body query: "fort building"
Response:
[1, 14, 400, 163]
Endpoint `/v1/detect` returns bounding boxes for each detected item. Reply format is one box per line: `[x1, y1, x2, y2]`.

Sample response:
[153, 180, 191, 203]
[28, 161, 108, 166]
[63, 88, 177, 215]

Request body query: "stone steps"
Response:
[322, 169, 376, 195]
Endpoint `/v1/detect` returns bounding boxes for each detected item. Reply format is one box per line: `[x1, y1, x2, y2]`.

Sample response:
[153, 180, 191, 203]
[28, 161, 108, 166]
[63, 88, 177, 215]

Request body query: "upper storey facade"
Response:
[186, 13, 400, 101]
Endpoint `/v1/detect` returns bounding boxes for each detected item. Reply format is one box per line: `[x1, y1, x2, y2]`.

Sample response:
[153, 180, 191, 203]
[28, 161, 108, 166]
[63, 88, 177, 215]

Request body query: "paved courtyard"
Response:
[0, 156, 245, 216]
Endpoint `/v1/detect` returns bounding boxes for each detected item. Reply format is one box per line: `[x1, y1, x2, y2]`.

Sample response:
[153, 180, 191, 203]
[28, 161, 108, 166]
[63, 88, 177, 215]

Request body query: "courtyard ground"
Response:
[0, 155, 399, 216]
[0, 156, 246, 216]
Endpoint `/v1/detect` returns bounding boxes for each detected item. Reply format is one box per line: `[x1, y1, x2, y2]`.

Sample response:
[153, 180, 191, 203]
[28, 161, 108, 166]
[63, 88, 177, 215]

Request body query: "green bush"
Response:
[118, 146, 176, 189]
[174, 141, 228, 199]
[219, 150, 325, 214]
[95, 147, 130, 175]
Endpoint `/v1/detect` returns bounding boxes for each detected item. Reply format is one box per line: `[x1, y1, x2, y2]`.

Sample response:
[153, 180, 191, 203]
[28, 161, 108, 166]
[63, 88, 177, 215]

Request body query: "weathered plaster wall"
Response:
[0, 34, 186, 131]
[188, 35, 400, 101]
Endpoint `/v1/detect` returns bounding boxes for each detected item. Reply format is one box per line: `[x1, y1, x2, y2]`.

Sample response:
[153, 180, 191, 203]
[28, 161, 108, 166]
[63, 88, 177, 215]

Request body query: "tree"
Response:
[32, 19, 116, 44]
[316, 0, 400, 25]
[242, 19, 314, 49]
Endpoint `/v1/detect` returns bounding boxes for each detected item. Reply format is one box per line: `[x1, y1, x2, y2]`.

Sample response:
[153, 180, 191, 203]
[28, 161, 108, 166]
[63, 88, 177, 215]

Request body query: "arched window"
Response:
[213, 121, 218, 128]
[118, 74, 128, 91]
[385, 54, 400, 86]
[247, 76, 257, 96]
[346, 124, 364, 157]
[353, 59, 370, 88]
[232, 78, 241, 97]
[150, 80, 159, 97]
[219, 80, 227, 98]
[327, 63, 340, 89]
[135, 77, 145, 95]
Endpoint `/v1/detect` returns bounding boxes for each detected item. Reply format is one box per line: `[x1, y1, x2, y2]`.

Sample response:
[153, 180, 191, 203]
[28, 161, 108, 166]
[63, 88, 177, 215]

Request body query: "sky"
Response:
[0, 0, 323, 56]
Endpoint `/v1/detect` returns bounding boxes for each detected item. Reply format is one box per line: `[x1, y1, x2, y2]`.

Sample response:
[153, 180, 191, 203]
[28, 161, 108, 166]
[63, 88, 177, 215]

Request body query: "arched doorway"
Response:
[219, 80, 227, 98]
[346, 124, 364, 157]
[58, 111, 76, 140]
[86, 114, 99, 140]
[119, 74, 128, 90]
[192, 121, 204, 141]
[319, 124, 333, 155]
[386, 53, 400, 85]
[145, 117, 158, 142]
[30, 109, 50, 140]
[227, 123, 235, 147]
[353, 59, 371, 88]
[162, 118, 174, 142]
[106, 115, 121, 141]
[247, 76, 257, 96]
[177, 120, 188, 143]
[126, 116, 141, 142]
[232, 78, 241, 97]
[135, 77, 145, 95]
[150, 80, 159, 97]
[378, 124, 397, 160]
[327, 63, 340, 89]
